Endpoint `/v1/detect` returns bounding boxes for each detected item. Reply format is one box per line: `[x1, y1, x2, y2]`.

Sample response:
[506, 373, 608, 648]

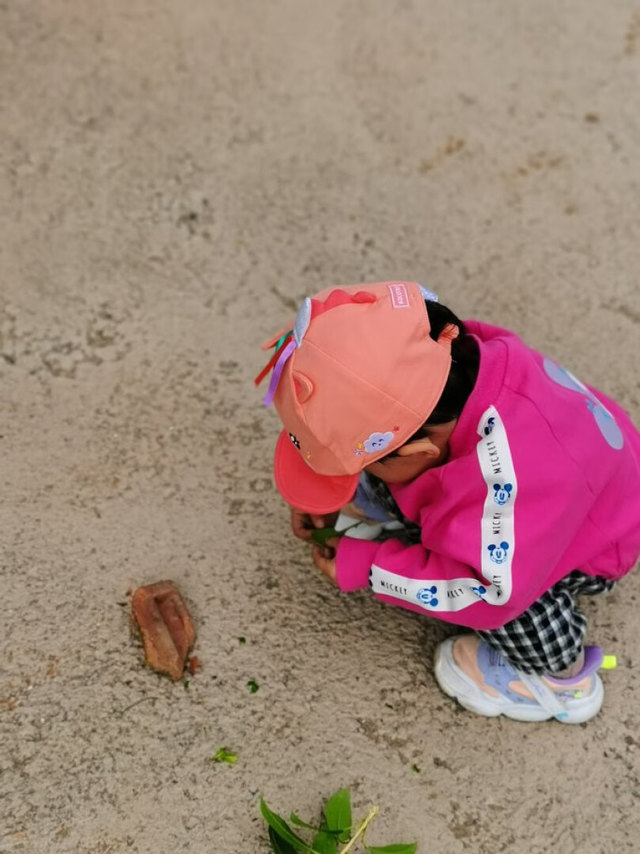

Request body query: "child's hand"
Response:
[291, 507, 339, 541]
[312, 541, 338, 585]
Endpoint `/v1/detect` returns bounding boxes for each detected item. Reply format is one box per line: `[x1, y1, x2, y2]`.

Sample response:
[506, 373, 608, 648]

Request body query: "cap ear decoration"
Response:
[293, 372, 314, 403]
[419, 285, 439, 302]
[293, 298, 312, 346]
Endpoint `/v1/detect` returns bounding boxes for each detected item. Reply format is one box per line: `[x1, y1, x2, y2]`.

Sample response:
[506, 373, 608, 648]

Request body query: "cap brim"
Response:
[273, 430, 359, 514]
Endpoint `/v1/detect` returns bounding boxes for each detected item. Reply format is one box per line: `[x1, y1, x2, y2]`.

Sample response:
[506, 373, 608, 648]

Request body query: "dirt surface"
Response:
[2, 1, 640, 852]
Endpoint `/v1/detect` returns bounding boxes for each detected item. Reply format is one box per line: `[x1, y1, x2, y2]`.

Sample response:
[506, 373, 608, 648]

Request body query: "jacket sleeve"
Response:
[335, 397, 612, 631]
[336, 535, 513, 629]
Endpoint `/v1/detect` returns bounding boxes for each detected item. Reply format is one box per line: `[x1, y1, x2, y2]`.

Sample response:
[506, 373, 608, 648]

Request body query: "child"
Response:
[256, 281, 640, 723]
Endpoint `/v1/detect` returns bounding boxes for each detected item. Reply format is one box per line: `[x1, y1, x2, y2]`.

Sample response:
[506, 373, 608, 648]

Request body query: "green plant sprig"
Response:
[310, 525, 405, 547]
[260, 788, 417, 854]
[309, 526, 356, 546]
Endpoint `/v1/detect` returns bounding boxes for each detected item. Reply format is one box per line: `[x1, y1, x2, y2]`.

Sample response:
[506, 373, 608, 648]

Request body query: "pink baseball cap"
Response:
[256, 281, 457, 514]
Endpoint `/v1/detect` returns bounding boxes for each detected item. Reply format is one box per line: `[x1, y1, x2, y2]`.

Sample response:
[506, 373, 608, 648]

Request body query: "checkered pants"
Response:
[355, 474, 616, 675]
[478, 571, 615, 674]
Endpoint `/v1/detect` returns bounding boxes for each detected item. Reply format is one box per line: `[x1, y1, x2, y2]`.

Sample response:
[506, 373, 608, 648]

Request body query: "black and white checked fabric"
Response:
[477, 571, 615, 674]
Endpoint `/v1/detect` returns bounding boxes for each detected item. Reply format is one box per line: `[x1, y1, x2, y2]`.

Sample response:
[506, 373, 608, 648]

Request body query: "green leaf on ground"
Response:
[247, 679, 260, 693]
[324, 788, 352, 835]
[210, 747, 237, 765]
[260, 798, 314, 853]
[366, 844, 418, 854]
[269, 827, 299, 854]
[289, 813, 318, 831]
[411, 764, 420, 773]
[237, 636, 247, 644]
[311, 830, 338, 854]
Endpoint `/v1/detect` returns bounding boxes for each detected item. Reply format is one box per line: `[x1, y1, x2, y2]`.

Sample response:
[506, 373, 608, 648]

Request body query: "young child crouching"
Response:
[256, 281, 640, 723]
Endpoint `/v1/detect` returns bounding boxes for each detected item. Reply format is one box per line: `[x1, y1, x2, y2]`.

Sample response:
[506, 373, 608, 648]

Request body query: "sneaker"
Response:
[434, 636, 612, 723]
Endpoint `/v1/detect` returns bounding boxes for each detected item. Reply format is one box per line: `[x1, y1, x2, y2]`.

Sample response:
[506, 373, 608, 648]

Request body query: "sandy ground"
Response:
[2, 1, 640, 852]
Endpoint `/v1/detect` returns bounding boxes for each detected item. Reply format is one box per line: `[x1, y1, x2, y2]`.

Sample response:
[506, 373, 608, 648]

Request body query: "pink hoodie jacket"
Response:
[336, 321, 640, 630]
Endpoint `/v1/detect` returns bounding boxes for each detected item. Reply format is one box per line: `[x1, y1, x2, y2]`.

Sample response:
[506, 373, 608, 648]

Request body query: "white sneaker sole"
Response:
[434, 637, 604, 724]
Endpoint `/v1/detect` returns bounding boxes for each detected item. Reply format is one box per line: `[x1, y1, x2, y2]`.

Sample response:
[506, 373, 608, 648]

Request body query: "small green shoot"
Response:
[247, 678, 260, 694]
[260, 789, 417, 853]
[310, 524, 401, 547]
[290, 813, 320, 831]
[310, 527, 341, 546]
[210, 747, 237, 765]
[411, 764, 420, 774]
[310, 525, 359, 546]
[237, 636, 247, 644]
[366, 847, 417, 854]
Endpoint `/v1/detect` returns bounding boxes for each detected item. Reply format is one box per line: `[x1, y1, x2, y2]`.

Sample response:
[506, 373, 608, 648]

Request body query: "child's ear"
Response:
[395, 437, 440, 458]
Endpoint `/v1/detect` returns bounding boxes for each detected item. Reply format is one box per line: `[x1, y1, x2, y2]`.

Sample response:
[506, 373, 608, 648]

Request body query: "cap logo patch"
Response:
[363, 431, 394, 453]
[388, 283, 410, 309]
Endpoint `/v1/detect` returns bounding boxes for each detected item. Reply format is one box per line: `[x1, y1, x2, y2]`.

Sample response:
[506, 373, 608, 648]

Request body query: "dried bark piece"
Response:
[131, 581, 196, 681]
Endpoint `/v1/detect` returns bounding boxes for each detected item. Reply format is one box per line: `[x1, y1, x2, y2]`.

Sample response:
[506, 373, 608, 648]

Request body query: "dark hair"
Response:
[422, 301, 479, 425]
[381, 301, 478, 460]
